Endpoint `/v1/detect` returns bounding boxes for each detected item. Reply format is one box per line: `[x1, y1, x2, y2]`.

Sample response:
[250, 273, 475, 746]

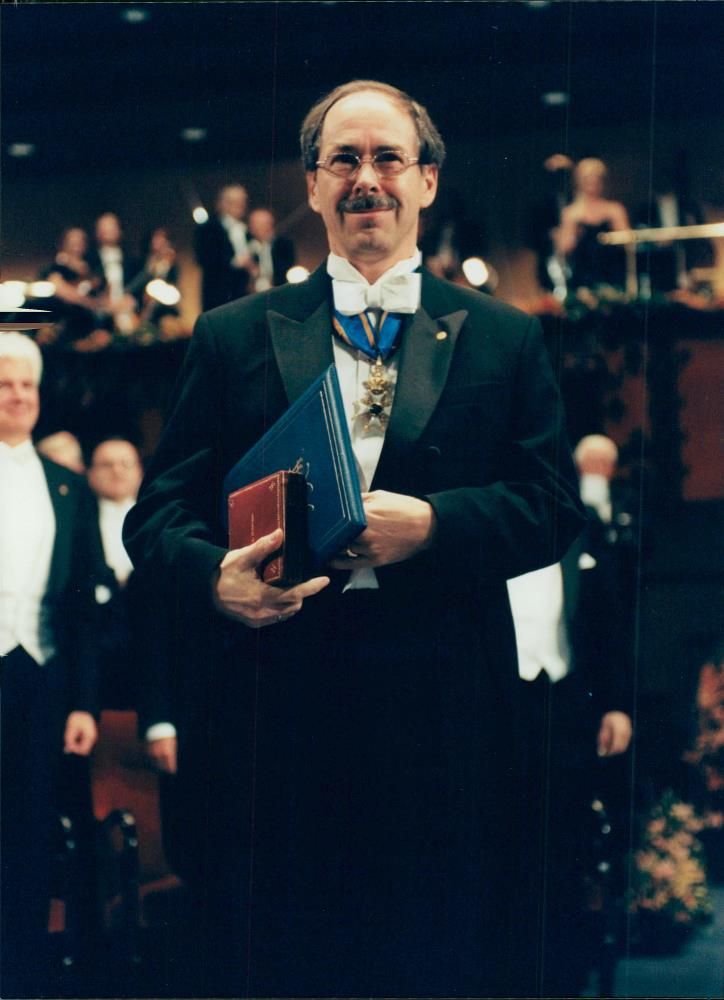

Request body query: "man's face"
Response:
[306, 91, 438, 273]
[218, 187, 248, 221]
[249, 210, 275, 242]
[0, 358, 40, 445]
[88, 440, 143, 502]
[96, 214, 121, 246]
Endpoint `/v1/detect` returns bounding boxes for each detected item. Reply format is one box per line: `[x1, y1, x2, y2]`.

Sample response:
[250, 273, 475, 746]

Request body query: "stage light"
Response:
[286, 266, 310, 285]
[28, 281, 56, 299]
[146, 279, 182, 306]
[0, 282, 28, 308]
[462, 258, 490, 288]
[541, 92, 569, 107]
[181, 127, 207, 143]
[524, 1, 552, 9]
[8, 143, 35, 158]
[193, 206, 209, 224]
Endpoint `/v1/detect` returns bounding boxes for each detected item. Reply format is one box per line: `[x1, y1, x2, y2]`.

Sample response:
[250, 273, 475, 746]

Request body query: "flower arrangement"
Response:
[629, 790, 713, 931]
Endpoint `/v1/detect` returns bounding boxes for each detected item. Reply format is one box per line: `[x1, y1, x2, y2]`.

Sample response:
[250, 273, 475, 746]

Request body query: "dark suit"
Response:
[124, 265, 585, 996]
[194, 216, 252, 310]
[1, 457, 101, 995]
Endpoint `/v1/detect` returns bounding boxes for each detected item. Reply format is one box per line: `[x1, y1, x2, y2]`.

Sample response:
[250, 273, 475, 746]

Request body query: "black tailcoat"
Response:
[124, 266, 585, 995]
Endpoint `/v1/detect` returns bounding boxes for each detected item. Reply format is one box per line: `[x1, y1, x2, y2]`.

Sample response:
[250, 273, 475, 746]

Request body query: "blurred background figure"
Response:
[194, 183, 253, 309]
[126, 228, 182, 332]
[556, 158, 630, 290]
[86, 439, 177, 776]
[0, 333, 100, 997]
[509, 432, 635, 998]
[247, 208, 296, 291]
[86, 212, 141, 335]
[635, 153, 715, 294]
[36, 228, 102, 344]
[524, 154, 574, 295]
[36, 430, 86, 474]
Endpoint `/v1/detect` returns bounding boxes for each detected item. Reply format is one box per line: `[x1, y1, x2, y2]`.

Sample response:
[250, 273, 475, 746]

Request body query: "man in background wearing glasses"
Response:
[125, 80, 585, 997]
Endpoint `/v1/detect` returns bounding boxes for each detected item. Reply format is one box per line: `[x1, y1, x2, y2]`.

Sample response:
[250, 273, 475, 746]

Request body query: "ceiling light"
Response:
[181, 127, 207, 143]
[192, 206, 209, 225]
[461, 258, 490, 288]
[8, 143, 35, 158]
[541, 92, 569, 107]
[121, 8, 149, 24]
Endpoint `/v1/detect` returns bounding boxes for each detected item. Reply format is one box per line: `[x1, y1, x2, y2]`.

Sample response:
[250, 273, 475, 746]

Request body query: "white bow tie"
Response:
[332, 271, 421, 316]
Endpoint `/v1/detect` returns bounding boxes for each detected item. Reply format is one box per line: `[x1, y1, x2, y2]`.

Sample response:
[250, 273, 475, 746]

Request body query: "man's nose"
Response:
[352, 159, 380, 193]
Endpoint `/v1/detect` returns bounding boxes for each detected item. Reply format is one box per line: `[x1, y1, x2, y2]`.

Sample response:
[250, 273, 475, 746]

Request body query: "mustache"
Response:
[338, 194, 399, 213]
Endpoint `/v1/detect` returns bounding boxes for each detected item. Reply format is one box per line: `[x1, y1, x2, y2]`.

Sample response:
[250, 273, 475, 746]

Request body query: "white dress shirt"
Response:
[327, 251, 422, 590]
[507, 563, 571, 683]
[221, 215, 249, 260]
[98, 497, 135, 585]
[0, 440, 57, 664]
[99, 244, 124, 301]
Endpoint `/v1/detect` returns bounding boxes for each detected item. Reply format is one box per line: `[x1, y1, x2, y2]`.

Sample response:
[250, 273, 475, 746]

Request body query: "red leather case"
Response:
[227, 470, 307, 586]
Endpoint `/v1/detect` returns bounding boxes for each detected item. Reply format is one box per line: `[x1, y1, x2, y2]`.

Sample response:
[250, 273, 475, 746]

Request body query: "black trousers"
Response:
[0, 646, 63, 996]
[176, 589, 527, 997]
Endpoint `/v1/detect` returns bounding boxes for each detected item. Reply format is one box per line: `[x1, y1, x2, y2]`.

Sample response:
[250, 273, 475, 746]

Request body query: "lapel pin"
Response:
[435, 330, 448, 341]
[58, 483, 69, 496]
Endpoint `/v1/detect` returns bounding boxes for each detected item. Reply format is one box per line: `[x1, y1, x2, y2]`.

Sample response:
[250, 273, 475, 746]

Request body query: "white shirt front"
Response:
[327, 251, 422, 590]
[507, 562, 571, 683]
[98, 497, 135, 585]
[0, 440, 57, 664]
[99, 244, 124, 301]
[221, 215, 249, 260]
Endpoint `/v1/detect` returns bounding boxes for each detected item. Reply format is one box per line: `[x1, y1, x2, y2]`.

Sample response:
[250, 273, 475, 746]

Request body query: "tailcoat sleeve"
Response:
[424, 315, 585, 586]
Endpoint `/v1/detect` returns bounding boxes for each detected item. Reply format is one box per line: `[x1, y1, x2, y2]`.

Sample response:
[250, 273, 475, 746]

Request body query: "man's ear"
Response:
[306, 172, 321, 215]
[419, 165, 439, 210]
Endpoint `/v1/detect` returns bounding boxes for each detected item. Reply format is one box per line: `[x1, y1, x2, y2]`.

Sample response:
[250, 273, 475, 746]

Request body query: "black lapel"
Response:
[39, 454, 75, 596]
[267, 267, 335, 405]
[372, 280, 467, 487]
[561, 537, 582, 631]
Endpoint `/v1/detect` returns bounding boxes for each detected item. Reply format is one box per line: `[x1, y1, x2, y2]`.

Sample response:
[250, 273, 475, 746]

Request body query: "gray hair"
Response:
[300, 79, 446, 172]
[0, 332, 43, 384]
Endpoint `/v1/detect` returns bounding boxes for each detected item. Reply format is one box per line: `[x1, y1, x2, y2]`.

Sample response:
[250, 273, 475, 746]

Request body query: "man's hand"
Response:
[146, 735, 178, 775]
[329, 490, 436, 570]
[212, 528, 329, 628]
[597, 711, 633, 757]
[64, 711, 98, 756]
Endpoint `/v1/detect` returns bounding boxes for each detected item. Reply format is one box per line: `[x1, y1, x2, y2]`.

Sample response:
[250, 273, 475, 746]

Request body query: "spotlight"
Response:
[0, 282, 28, 308]
[286, 266, 310, 285]
[121, 8, 149, 24]
[28, 281, 56, 299]
[461, 258, 490, 288]
[146, 279, 182, 306]
[8, 143, 35, 158]
[181, 127, 207, 143]
[193, 206, 209, 224]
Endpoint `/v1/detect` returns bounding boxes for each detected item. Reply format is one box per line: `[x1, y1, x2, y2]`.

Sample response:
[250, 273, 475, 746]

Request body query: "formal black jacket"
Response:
[38, 456, 103, 718]
[193, 216, 251, 310]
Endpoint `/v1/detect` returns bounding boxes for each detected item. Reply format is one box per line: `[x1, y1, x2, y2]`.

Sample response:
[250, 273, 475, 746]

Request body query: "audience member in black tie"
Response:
[555, 158, 630, 290]
[86, 437, 177, 773]
[124, 79, 585, 996]
[247, 208, 296, 291]
[36, 227, 102, 344]
[125, 228, 182, 330]
[194, 184, 253, 310]
[85, 212, 141, 334]
[0, 333, 101, 997]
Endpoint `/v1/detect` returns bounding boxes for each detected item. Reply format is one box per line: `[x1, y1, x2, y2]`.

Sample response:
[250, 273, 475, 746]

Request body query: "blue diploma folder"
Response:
[223, 364, 366, 565]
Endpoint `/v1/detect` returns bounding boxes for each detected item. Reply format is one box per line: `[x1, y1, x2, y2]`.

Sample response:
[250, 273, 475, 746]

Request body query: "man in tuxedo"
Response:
[248, 207, 297, 291]
[87, 437, 177, 774]
[0, 333, 100, 996]
[194, 183, 254, 310]
[124, 80, 585, 996]
[85, 212, 141, 332]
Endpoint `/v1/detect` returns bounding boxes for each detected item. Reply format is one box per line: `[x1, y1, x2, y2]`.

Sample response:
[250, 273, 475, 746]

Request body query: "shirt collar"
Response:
[326, 249, 422, 286]
[0, 438, 37, 464]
